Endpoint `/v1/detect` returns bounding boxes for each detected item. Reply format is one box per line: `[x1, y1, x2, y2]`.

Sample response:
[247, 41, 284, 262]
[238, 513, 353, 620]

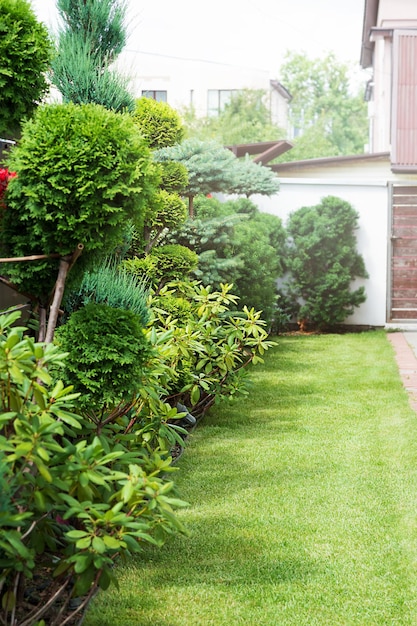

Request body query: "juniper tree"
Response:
[51, 0, 134, 111]
[285, 195, 368, 329]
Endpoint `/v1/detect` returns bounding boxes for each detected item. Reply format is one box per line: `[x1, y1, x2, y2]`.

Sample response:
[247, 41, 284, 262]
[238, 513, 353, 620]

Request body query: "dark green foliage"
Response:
[0, 310, 187, 624]
[62, 258, 150, 325]
[0, 0, 53, 137]
[1, 102, 157, 300]
[51, 0, 134, 111]
[167, 196, 286, 324]
[123, 244, 199, 287]
[165, 211, 244, 285]
[285, 195, 368, 329]
[133, 97, 185, 149]
[55, 303, 152, 413]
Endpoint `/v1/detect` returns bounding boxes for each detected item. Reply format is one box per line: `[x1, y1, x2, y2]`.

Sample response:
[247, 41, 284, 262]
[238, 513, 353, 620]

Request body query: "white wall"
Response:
[252, 179, 389, 327]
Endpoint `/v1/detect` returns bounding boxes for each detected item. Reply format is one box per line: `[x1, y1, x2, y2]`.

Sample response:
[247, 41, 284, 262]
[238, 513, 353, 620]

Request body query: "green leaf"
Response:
[92, 536, 106, 553]
[66, 530, 90, 540]
[1, 590, 15, 611]
[103, 535, 122, 550]
[74, 552, 93, 574]
[76, 536, 92, 550]
[190, 386, 200, 405]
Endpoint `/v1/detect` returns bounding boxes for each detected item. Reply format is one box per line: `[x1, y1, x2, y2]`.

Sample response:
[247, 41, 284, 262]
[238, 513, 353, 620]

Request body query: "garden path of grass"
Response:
[84, 331, 417, 626]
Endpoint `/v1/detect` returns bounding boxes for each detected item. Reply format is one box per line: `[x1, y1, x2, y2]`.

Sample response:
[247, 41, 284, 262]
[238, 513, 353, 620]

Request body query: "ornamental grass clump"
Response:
[63, 257, 150, 325]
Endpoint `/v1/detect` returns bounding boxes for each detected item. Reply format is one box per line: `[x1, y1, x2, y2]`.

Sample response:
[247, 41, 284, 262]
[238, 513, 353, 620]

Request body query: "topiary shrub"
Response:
[285, 195, 368, 330]
[159, 159, 189, 195]
[132, 97, 185, 149]
[0, 0, 53, 137]
[55, 302, 152, 415]
[1, 102, 158, 301]
[123, 244, 199, 288]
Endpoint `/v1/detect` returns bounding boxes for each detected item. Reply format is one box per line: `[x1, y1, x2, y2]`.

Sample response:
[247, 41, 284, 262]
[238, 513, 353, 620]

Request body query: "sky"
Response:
[30, 0, 366, 75]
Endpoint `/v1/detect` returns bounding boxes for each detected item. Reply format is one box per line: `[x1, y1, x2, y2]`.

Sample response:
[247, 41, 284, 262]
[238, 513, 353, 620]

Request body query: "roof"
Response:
[225, 140, 293, 165]
[270, 80, 292, 102]
[269, 151, 390, 173]
[361, 0, 379, 68]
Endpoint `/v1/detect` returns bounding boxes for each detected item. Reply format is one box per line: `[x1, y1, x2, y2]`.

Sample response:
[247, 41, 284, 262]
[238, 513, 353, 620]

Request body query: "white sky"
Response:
[30, 0, 366, 75]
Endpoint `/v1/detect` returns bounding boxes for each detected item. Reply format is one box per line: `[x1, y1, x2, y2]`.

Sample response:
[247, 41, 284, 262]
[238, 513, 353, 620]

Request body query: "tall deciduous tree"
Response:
[51, 0, 134, 111]
[278, 51, 368, 161]
[0, 0, 53, 138]
[182, 89, 285, 145]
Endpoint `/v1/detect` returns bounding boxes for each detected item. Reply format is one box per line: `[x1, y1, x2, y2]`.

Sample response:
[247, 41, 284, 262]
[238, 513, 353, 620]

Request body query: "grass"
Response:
[83, 331, 417, 626]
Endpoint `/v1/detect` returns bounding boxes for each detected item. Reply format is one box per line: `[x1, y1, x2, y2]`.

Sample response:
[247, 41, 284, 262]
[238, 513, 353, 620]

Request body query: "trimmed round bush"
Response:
[132, 97, 184, 149]
[55, 302, 152, 413]
[1, 102, 157, 299]
[0, 0, 53, 136]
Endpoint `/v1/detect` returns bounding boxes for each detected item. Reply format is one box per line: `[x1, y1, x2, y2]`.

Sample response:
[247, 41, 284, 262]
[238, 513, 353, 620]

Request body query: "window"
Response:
[141, 90, 167, 102]
[207, 89, 240, 116]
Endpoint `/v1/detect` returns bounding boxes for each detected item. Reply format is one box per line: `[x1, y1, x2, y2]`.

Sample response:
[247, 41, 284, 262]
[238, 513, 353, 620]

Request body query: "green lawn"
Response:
[84, 331, 417, 626]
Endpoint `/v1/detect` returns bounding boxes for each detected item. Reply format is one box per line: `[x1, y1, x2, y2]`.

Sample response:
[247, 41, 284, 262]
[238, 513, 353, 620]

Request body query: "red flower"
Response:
[0, 168, 17, 209]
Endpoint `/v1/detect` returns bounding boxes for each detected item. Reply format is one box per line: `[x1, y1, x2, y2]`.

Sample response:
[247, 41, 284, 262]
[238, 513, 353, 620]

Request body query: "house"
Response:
[121, 51, 292, 133]
[254, 0, 417, 328]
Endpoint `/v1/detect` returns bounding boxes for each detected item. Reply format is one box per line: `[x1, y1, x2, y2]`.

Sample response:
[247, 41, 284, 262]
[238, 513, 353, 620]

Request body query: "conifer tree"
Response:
[51, 0, 134, 112]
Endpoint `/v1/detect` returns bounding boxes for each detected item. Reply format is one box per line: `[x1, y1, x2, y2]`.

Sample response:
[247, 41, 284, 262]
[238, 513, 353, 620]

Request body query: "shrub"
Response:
[159, 160, 189, 195]
[1, 102, 157, 300]
[63, 257, 150, 325]
[133, 97, 185, 149]
[55, 303, 152, 415]
[51, 0, 134, 112]
[0, 0, 53, 137]
[0, 310, 187, 625]
[123, 244, 199, 288]
[142, 189, 188, 252]
[167, 195, 287, 325]
[148, 281, 276, 417]
[285, 195, 368, 329]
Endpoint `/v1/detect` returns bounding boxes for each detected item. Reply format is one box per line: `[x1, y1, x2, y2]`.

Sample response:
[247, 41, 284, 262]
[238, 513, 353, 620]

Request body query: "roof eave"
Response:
[360, 0, 379, 68]
[270, 152, 390, 173]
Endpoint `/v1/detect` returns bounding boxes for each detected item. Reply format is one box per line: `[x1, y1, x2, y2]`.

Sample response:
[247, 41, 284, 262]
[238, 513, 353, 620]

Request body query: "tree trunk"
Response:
[188, 195, 195, 219]
[44, 244, 84, 343]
